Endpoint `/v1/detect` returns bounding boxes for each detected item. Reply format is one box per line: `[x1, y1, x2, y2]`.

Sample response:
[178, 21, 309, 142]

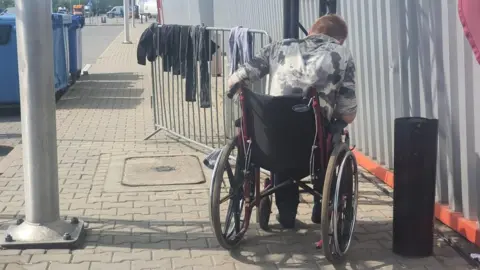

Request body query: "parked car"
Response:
[84, 5, 93, 17]
[106, 6, 123, 18]
[106, 6, 138, 19]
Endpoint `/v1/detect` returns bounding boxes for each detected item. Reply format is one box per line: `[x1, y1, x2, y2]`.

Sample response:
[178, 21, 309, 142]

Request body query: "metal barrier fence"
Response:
[84, 15, 150, 26]
[147, 26, 272, 150]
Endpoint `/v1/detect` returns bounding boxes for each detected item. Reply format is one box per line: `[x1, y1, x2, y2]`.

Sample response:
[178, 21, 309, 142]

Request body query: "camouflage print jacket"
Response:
[229, 34, 357, 121]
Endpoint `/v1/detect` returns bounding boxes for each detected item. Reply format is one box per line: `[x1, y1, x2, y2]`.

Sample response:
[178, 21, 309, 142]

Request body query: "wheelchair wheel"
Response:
[209, 136, 252, 249]
[320, 143, 359, 264]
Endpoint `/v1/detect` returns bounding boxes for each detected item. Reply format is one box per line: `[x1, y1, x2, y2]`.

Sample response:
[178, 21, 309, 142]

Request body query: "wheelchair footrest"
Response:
[203, 149, 222, 170]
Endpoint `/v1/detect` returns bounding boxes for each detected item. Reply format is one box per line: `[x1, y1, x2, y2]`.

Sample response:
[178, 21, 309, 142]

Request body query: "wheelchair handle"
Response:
[227, 83, 242, 99]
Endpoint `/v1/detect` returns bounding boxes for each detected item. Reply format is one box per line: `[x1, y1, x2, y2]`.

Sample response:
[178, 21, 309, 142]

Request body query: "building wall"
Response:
[161, 0, 480, 224]
[163, 0, 214, 26]
[339, 0, 480, 223]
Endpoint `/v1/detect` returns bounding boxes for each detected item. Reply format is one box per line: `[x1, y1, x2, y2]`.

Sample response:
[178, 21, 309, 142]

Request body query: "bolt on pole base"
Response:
[0, 217, 86, 249]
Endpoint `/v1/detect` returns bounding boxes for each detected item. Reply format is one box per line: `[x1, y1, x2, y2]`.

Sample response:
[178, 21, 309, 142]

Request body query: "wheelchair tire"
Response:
[209, 136, 248, 250]
[257, 196, 272, 231]
[320, 143, 359, 264]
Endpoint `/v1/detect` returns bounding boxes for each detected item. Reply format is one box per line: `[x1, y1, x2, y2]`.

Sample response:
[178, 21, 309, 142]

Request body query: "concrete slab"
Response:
[105, 153, 210, 192]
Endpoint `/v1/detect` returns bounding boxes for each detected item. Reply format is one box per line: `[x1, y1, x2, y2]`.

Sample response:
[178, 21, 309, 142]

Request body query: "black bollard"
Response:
[393, 117, 438, 257]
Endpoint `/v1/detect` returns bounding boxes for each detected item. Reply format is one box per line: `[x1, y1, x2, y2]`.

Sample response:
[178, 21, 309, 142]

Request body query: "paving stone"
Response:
[72, 252, 112, 263]
[131, 259, 172, 270]
[6, 262, 48, 270]
[0, 255, 31, 264]
[91, 261, 130, 270]
[30, 254, 71, 263]
[112, 250, 151, 262]
[0, 250, 22, 256]
[172, 256, 213, 268]
[49, 262, 90, 270]
[152, 249, 190, 260]
[94, 243, 131, 253]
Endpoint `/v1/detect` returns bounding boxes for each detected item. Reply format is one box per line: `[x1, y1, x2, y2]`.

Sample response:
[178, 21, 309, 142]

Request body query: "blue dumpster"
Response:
[68, 15, 84, 81]
[0, 14, 20, 105]
[52, 13, 71, 93]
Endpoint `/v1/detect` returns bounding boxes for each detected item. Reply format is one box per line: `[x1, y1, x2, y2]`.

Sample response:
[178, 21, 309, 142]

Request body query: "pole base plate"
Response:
[122, 41, 132, 44]
[0, 218, 86, 249]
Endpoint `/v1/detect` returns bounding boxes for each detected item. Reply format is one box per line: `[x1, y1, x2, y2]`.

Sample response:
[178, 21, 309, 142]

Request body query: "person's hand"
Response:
[227, 76, 239, 90]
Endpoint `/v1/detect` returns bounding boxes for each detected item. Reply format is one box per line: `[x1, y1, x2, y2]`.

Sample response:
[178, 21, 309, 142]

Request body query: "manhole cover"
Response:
[154, 166, 175, 172]
[122, 155, 205, 186]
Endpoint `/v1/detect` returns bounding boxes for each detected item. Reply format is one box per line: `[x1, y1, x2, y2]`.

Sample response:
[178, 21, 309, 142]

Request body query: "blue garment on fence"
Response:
[228, 26, 253, 75]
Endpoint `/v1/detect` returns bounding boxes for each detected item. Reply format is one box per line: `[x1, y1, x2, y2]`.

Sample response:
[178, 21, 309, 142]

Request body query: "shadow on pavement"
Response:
[0, 115, 22, 159]
[54, 72, 145, 110]
[0, 213, 468, 269]
[82, 73, 142, 81]
[0, 145, 14, 157]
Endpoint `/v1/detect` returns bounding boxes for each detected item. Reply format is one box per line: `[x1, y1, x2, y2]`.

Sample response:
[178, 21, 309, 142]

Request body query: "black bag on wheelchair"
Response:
[242, 90, 316, 179]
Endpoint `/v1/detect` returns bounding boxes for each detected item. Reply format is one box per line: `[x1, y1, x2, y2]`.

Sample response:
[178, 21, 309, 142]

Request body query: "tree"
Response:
[52, 0, 70, 11]
[0, 0, 15, 9]
[51, 0, 123, 12]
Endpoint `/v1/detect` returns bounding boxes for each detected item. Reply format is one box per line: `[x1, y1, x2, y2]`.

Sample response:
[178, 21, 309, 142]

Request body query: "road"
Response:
[81, 25, 124, 66]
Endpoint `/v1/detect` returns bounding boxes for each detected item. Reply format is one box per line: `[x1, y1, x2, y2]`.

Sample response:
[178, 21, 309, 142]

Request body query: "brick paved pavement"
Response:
[0, 117, 21, 162]
[0, 25, 476, 270]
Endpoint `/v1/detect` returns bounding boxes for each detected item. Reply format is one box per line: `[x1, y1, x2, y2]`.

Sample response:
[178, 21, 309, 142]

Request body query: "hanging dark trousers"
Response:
[320, 0, 337, 16]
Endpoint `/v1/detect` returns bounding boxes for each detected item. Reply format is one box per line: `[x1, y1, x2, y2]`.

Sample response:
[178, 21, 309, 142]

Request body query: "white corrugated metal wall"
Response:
[161, 0, 480, 226]
[338, 0, 480, 224]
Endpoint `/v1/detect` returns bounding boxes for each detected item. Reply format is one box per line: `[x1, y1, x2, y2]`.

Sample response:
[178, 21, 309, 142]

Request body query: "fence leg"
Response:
[144, 128, 163, 141]
[1, 0, 85, 249]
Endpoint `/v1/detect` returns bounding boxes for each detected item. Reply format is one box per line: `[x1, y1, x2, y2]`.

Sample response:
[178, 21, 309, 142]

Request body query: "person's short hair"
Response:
[310, 15, 348, 41]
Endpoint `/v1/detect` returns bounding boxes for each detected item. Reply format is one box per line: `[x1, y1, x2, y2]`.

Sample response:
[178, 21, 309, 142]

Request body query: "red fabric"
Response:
[459, 0, 480, 64]
[156, 0, 164, 24]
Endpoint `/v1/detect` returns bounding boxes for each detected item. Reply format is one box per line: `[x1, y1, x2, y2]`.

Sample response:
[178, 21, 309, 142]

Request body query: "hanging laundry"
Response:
[137, 22, 158, 65]
[320, 0, 337, 16]
[154, 24, 218, 107]
[157, 24, 176, 72]
[186, 25, 200, 102]
[184, 25, 218, 108]
[228, 26, 253, 76]
[198, 26, 215, 108]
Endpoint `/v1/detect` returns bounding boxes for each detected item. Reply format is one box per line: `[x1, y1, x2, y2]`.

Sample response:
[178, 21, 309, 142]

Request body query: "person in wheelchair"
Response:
[227, 14, 357, 229]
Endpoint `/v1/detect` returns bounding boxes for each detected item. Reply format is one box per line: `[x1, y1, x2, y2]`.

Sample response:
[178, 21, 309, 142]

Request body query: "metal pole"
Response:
[290, 0, 300, 39]
[1, 0, 85, 249]
[123, 0, 132, 43]
[283, 0, 291, 38]
[131, 0, 135, 28]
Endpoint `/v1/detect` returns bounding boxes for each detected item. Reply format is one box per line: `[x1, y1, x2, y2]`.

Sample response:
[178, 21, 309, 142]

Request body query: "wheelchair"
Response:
[206, 84, 359, 264]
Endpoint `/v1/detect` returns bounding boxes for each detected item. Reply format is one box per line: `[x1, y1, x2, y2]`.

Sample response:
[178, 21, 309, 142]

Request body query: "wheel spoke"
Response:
[234, 199, 243, 234]
[222, 201, 234, 238]
[219, 193, 233, 204]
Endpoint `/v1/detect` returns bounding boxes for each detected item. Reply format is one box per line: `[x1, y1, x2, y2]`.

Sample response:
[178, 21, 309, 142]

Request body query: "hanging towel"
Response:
[228, 26, 253, 75]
